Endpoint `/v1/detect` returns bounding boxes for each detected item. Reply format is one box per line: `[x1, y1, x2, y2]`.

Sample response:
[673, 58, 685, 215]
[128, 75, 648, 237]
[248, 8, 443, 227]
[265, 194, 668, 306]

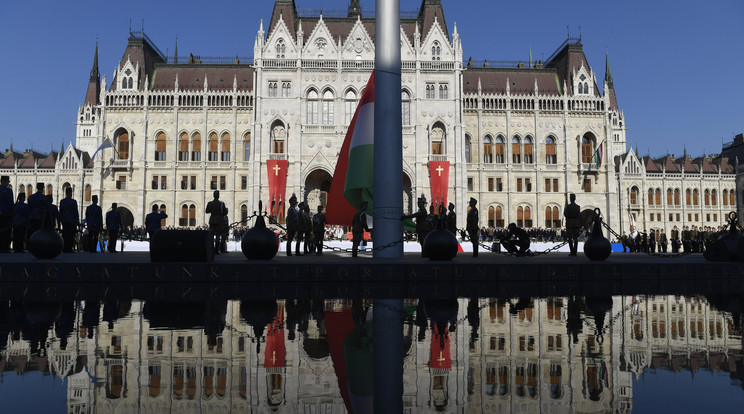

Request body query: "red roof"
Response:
[463, 70, 561, 95]
[152, 66, 254, 92]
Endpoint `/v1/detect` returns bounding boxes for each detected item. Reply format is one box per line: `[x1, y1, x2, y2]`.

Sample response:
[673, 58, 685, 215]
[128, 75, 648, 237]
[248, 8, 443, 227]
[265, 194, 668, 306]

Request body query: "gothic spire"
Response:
[90, 39, 99, 80]
[173, 36, 178, 64]
[605, 48, 614, 88]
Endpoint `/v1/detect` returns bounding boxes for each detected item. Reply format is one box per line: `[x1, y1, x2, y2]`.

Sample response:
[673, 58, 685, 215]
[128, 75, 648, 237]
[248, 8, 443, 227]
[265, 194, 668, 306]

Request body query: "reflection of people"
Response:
[466, 198, 479, 257]
[352, 201, 370, 257]
[285, 194, 299, 256]
[59, 187, 79, 253]
[501, 223, 530, 256]
[145, 204, 168, 240]
[105, 203, 123, 253]
[85, 195, 103, 252]
[564, 193, 581, 256]
[205, 190, 228, 254]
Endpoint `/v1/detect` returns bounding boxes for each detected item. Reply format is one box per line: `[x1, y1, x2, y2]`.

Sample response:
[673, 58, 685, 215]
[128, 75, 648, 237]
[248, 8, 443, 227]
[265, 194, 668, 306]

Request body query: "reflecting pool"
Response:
[0, 295, 742, 413]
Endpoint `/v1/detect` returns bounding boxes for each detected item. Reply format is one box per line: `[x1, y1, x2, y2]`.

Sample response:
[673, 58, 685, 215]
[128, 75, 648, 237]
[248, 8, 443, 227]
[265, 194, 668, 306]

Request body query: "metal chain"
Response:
[474, 222, 592, 257]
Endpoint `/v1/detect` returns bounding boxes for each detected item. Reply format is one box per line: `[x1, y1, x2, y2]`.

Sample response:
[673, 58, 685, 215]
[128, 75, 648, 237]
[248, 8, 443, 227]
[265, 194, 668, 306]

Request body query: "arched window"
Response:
[26, 184, 33, 195]
[322, 90, 334, 125]
[18, 185, 25, 196]
[655, 189, 661, 205]
[276, 39, 286, 58]
[117, 131, 129, 160]
[552, 206, 560, 228]
[524, 206, 532, 227]
[512, 136, 521, 163]
[208, 133, 219, 161]
[191, 133, 202, 161]
[494, 136, 505, 163]
[179, 133, 189, 161]
[545, 136, 556, 164]
[307, 89, 319, 124]
[268, 82, 278, 97]
[46, 184, 53, 196]
[667, 189, 673, 205]
[545, 206, 553, 228]
[723, 190, 729, 206]
[430, 123, 445, 155]
[693, 189, 699, 206]
[221, 133, 231, 161]
[648, 189, 654, 205]
[243, 132, 251, 161]
[155, 132, 167, 161]
[426, 84, 434, 99]
[128, 78, 133, 89]
[523, 136, 533, 164]
[282, 82, 291, 97]
[483, 136, 493, 163]
[271, 122, 286, 154]
[188, 204, 196, 227]
[401, 90, 410, 125]
[439, 84, 448, 99]
[241, 204, 248, 226]
[704, 190, 710, 206]
[495, 206, 503, 228]
[465, 135, 472, 163]
[549, 364, 562, 399]
[581, 134, 595, 164]
[517, 206, 524, 227]
[85, 184, 91, 202]
[685, 189, 692, 206]
[122, 78, 128, 89]
[730, 189, 736, 206]
[160, 204, 167, 227]
[488, 206, 495, 227]
[578, 83, 584, 94]
[674, 189, 680, 206]
[630, 187, 639, 205]
[345, 90, 357, 125]
[180, 204, 188, 226]
[431, 41, 441, 61]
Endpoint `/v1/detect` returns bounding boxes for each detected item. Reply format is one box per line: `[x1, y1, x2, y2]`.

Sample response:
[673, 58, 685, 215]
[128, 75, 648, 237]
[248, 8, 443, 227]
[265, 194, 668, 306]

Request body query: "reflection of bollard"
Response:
[583, 208, 611, 261]
[492, 242, 501, 252]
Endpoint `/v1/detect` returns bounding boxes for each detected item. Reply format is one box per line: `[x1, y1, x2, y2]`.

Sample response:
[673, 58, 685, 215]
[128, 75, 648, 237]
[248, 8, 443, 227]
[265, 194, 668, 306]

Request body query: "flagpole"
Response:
[373, 1, 404, 413]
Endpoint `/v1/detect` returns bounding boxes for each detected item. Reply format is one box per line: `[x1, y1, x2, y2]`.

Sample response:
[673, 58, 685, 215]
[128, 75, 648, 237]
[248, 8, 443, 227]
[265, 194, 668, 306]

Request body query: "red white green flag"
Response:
[594, 141, 604, 168]
[326, 72, 375, 225]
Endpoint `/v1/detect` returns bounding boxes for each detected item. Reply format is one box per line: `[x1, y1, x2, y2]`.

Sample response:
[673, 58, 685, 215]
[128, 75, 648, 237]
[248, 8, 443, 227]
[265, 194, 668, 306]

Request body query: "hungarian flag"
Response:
[92, 136, 114, 159]
[594, 142, 603, 168]
[326, 71, 375, 225]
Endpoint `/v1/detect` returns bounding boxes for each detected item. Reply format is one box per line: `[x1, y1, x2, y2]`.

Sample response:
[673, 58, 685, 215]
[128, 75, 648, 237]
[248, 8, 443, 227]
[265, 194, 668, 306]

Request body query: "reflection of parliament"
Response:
[1, 296, 742, 412]
[0, 0, 739, 231]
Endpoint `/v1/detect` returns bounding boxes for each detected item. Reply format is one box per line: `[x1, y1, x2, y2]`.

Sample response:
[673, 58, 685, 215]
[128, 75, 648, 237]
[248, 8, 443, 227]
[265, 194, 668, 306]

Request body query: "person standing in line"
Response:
[105, 203, 123, 253]
[402, 195, 429, 257]
[352, 201, 371, 258]
[59, 187, 80, 253]
[285, 194, 299, 256]
[313, 205, 326, 255]
[145, 204, 168, 241]
[446, 202, 457, 236]
[85, 195, 103, 252]
[563, 193, 581, 256]
[301, 202, 312, 254]
[12, 193, 29, 252]
[205, 190, 228, 255]
[27, 183, 47, 240]
[0, 176, 13, 252]
[659, 229, 668, 253]
[466, 197, 480, 257]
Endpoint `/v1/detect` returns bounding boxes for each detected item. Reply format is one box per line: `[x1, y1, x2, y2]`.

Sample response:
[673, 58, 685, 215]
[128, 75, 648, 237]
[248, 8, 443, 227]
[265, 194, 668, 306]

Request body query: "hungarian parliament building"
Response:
[0, 0, 739, 233]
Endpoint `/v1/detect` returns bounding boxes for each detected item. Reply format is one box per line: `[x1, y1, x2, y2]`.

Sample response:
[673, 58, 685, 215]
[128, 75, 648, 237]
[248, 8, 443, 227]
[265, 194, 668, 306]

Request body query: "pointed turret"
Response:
[605, 48, 618, 110]
[173, 36, 178, 64]
[348, 0, 362, 18]
[84, 41, 100, 106]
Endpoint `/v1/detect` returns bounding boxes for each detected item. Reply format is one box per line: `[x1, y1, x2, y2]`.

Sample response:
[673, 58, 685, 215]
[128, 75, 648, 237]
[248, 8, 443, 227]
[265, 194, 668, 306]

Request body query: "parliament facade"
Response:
[0, 0, 737, 234]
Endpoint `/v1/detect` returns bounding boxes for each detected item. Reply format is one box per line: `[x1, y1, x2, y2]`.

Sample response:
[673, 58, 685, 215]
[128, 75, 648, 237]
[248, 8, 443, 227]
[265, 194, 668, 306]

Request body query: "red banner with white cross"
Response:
[267, 160, 288, 218]
[428, 161, 450, 209]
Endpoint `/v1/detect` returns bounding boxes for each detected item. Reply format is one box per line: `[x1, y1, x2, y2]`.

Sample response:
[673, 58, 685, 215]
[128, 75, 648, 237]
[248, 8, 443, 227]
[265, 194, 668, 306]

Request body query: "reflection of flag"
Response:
[92, 137, 114, 159]
[326, 72, 375, 225]
[594, 142, 603, 168]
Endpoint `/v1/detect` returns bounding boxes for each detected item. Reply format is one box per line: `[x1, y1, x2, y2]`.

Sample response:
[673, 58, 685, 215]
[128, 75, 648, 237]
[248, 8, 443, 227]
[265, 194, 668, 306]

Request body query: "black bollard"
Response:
[241, 201, 279, 260]
[28, 206, 63, 259]
[583, 208, 611, 261]
[423, 204, 459, 261]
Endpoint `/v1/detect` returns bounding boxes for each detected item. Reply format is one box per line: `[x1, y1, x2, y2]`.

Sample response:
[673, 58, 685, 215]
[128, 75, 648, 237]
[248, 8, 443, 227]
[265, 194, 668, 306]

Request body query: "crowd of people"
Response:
[617, 225, 725, 254]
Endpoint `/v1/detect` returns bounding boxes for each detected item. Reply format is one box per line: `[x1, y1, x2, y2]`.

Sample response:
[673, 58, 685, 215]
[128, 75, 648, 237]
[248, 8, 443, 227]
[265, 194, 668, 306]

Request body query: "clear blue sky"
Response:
[1, 0, 741, 158]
